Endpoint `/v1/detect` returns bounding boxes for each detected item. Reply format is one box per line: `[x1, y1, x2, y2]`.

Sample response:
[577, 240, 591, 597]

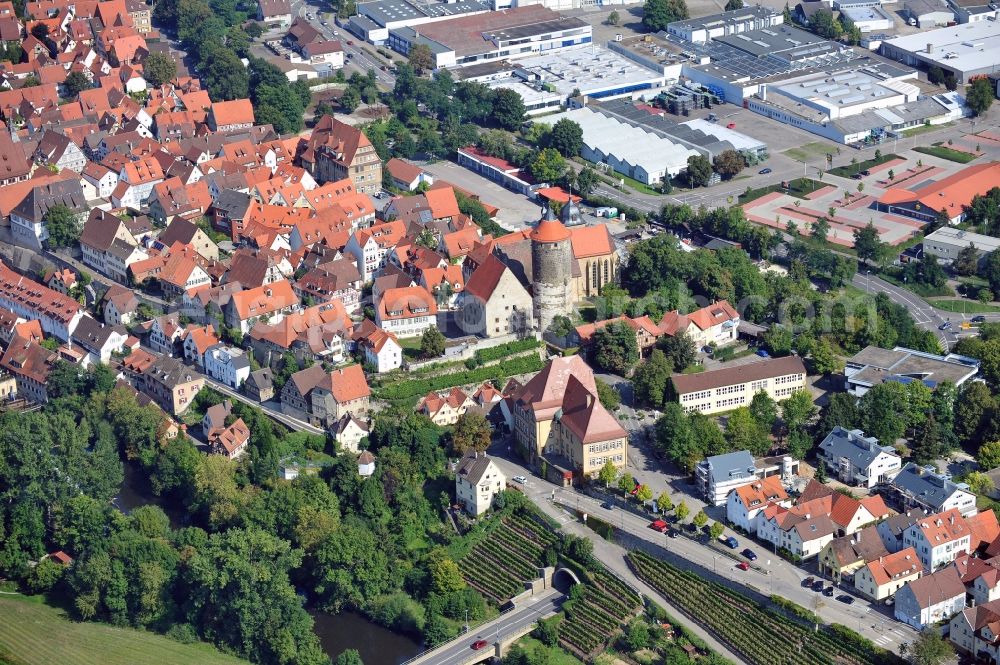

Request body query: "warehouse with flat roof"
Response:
[880, 22, 1000, 83]
[922, 227, 1000, 266]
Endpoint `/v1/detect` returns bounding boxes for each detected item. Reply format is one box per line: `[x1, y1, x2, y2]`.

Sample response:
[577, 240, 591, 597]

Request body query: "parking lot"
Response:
[416, 160, 544, 229]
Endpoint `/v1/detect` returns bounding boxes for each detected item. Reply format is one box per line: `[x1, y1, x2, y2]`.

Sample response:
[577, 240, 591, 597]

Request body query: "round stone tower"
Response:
[531, 205, 574, 334]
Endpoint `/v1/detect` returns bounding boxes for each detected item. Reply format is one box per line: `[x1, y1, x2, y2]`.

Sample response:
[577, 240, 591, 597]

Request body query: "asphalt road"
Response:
[490, 455, 917, 655]
[412, 589, 563, 665]
[199, 374, 327, 435]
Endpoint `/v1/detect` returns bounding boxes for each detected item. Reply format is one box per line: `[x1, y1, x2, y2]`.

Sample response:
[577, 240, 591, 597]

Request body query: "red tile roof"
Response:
[327, 364, 370, 403]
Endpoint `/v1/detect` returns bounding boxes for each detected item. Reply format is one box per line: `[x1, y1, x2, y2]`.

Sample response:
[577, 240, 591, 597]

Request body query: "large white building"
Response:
[666, 6, 784, 43]
[455, 451, 506, 516]
[544, 107, 700, 185]
[881, 21, 1000, 83]
[204, 344, 252, 390]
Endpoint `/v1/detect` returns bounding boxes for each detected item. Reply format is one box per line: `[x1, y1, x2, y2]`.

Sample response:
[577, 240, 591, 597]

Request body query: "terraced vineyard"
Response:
[559, 570, 642, 660]
[459, 513, 558, 604]
[628, 551, 899, 665]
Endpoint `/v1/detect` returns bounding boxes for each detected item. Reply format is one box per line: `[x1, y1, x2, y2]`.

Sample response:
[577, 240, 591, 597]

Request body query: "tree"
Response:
[986, 250, 1000, 300]
[547, 118, 583, 157]
[953, 243, 979, 277]
[713, 150, 745, 180]
[810, 9, 842, 39]
[593, 321, 640, 375]
[529, 148, 567, 184]
[420, 326, 445, 358]
[811, 217, 830, 243]
[692, 510, 708, 529]
[725, 0, 743, 8]
[63, 71, 90, 98]
[408, 44, 434, 74]
[245, 21, 264, 39]
[624, 619, 650, 651]
[451, 412, 491, 455]
[967, 76, 995, 117]
[335, 650, 365, 665]
[909, 628, 953, 665]
[927, 66, 945, 85]
[595, 378, 622, 411]
[655, 404, 699, 472]
[781, 390, 817, 433]
[656, 492, 673, 514]
[659, 331, 696, 371]
[492, 88, 525, 131]
[143, 51, 178, 89]
[618, 472, 635, 497]
[709, 521, 725, 541]
[599, 460, 618, 488]
[636, 484, 653, 504]
[340, 87, 360, 113]
[44, 205, 81, 248]
[685, 154, 713, 188]
[632, 349, 673, 408]
[944, 73, 958, 91]
[965, 471, 994, 496]
[427, 548, 465, 595]
[642, 0, 689, 31]
[853, 221, 885, 265]
[749, 391, 778, 431]
[810, 338, 842, 376]
[980, 441, 1000, 470]
[202, 48, 249, 101]
[607, 10, 620, 24]
[674, 500, 690, 522]
[887, 169, 895, 181]
[725, 407, 770, 456]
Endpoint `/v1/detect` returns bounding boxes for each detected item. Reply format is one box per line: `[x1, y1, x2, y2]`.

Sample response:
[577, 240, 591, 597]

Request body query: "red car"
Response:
[649, 519, 668, 533]
[736, 561, 750, 571]
[471, 640, 489, 650]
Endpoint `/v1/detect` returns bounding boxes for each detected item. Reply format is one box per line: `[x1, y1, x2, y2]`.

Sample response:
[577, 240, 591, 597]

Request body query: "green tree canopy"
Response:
[632, 349, 673, 408]
[547, 118, 583, 157]
[967, 77, 995, 117]
[451, 412, 491, 455]
[492, 88, 526, 131]
[44, 204, 82, 248]
[144, 51, 178, 87]
[642, 0, 689, 31]
[420, 326, 446, 358]
[593, 321, 640, 375]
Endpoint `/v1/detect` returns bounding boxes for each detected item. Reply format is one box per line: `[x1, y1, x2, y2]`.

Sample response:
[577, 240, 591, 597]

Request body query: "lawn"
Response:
[398, 335, 424, 361]
[514, 636, 585, 665]
[913, 145, 978, 164]
[878, 272, 955, 298]
[930, 299, 1000, 314]
[828, 153, 899, 178]
[0, 595, 249, 665]
[782, 142, 837, 162]
[898, 121, 953, 138]
[738, 177, 825, 204]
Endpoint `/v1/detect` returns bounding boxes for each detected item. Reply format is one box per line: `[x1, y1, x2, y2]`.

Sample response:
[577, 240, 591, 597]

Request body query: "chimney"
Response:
[950, 514, 955, 525]
[926, 42, 933, 54]
[586, 393, 593, 408]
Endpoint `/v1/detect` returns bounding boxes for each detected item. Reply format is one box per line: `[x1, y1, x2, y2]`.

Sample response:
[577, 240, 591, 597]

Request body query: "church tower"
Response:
[531, 206, 574, 334]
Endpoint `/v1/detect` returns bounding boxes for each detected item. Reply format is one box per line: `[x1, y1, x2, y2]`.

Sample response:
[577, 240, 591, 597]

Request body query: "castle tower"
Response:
[531, 206, 574, 334]
[559, 196, 581, 227]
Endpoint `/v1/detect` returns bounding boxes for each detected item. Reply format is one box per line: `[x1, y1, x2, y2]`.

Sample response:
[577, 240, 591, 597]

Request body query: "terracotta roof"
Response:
[969, 510, 1000, 550]
[912, 508, 970, 547]
[568, 224, 614, 259]
[671, 356, 806, 395]
[386, 158, 424, 184]
[230, 280, 297, 321]
[0, 333, 57, 384]
[210, 99, 254, 128]
[443, 227, 485, 259]
[732, 475, 788, 510]
[864, 547, 921, 586]
[464, 254, 509, 301]
[558, 375, 626, 444]
[210, 417, 250, 456]
[249, 300, 349, 349]
[880, 162, 1000, 215]
[326, 364, 370, 403]
[378, 286, 437, 321]
[424, 187, 460, 220]
[530, 217, 571, 243]
[183, 324, 219, 355]
[687, 300, 739, 331]
[514, 355, 596, 422]
[826, 526, 888, 567]
[0, 261, 83, 326]
[358, 450, 376, 464]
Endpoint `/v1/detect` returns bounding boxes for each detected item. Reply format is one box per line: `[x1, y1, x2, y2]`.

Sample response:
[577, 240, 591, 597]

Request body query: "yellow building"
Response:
[673, 356, 807, 415]
[512, 356, 627, 484]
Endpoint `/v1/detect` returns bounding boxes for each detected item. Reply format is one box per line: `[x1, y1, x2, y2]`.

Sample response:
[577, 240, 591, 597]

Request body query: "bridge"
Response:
[404, 586, 566, 665]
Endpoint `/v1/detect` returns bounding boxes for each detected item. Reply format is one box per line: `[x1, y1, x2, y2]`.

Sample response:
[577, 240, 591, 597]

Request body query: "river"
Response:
[311, 611, 423, 665]
[112, 463, 185, 528]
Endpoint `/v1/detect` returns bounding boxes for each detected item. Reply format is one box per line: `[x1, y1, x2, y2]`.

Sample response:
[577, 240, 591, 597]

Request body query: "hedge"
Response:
[474, 338, 540, 364]
[373, 354, 544, 401]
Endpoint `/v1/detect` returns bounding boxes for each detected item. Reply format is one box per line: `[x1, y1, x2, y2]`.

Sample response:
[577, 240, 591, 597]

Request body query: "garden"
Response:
[458, 513, 558, 604]
[627, 551, 902, 665]
[913, 144, 978, 164]
[558, 569, 643, 660]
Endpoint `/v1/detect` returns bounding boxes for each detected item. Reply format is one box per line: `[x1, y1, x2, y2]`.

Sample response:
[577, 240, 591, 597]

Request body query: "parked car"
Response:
[721, 536, 739, 549]
[836, 594, 855, 605]
[649, 519, 669, 533]
[759, 168, 772, 175]
[668, 528, 679, 538]
[601, 501, 615, 510]
[884, 597, 895, 606]
[741, 548, 757, 561]
[939, 321, 953, 330]
[512, 475, 527, 484]
[802, 576, 815, 588]
[972, 315, 987, 324]
[471, 640, 489, 650]
[736, 561, 750, 571]
[756, 349, 771, 358]
[812, 579, 825, 592]
[823, 586, 835, 597]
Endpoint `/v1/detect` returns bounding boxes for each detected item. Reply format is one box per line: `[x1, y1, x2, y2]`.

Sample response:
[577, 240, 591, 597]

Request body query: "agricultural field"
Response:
[458, 513, 558, 604]
[627, 551, 900, 665]
[559, 570, 642, 660]
[0, 595, 249, 665]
